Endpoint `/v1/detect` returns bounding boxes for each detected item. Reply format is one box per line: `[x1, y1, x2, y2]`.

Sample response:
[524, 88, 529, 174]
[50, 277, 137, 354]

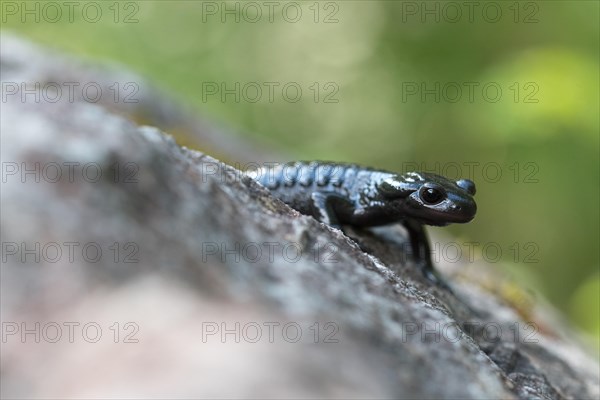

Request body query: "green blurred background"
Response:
[2, 1, 598, 341]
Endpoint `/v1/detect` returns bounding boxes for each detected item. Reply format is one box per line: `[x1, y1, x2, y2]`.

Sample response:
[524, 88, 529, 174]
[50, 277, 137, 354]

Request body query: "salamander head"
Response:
[378, 172, 477, 226]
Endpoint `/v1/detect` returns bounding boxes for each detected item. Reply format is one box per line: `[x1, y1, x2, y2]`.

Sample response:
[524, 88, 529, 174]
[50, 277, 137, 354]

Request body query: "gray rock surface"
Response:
[1, 33, 598, 399]
[0, 32, 283, 164]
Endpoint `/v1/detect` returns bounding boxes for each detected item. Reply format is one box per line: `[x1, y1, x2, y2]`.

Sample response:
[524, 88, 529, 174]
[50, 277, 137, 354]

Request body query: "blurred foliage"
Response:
[2, 0, 598, 342]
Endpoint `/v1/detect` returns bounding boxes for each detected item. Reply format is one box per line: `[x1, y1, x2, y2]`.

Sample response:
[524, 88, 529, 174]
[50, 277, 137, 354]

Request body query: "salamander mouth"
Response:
[416, 214, 473, 226]
[419, 218, 451, 227]
[410, 204, 476, 225]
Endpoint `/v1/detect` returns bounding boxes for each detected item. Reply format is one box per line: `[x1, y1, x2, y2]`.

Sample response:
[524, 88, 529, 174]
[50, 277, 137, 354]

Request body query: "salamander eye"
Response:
[419, 187, 446, 205]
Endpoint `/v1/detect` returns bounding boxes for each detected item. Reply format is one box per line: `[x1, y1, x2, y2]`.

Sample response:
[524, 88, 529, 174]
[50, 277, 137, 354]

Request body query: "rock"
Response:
[0, 32, 284, 165]
[1, 33, 598, 399]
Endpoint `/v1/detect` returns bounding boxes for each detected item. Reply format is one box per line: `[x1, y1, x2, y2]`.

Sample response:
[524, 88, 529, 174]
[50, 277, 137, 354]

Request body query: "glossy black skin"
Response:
[254, 161, 477, 287]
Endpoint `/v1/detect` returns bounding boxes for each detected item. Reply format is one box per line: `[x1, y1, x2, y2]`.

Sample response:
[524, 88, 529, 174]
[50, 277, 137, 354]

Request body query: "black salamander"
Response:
[253, 161, 477, 287]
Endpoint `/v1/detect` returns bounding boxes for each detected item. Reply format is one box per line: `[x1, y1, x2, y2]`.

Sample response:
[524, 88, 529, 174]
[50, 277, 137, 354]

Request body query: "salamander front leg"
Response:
[310, 192, 349, 230]
[402, 219, 452, 291]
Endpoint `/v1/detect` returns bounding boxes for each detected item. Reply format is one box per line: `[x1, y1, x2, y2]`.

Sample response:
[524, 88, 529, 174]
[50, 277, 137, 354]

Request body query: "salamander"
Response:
[252, 161, 477, 287]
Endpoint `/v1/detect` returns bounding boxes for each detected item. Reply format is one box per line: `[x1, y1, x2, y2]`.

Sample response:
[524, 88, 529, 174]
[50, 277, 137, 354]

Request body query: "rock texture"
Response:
[1, 33, 598, 399]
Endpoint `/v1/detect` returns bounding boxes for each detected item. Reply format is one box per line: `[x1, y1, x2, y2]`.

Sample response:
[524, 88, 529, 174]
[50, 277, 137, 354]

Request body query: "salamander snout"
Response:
[456, 179, 476, 196]
[439, 191, 477, 223]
